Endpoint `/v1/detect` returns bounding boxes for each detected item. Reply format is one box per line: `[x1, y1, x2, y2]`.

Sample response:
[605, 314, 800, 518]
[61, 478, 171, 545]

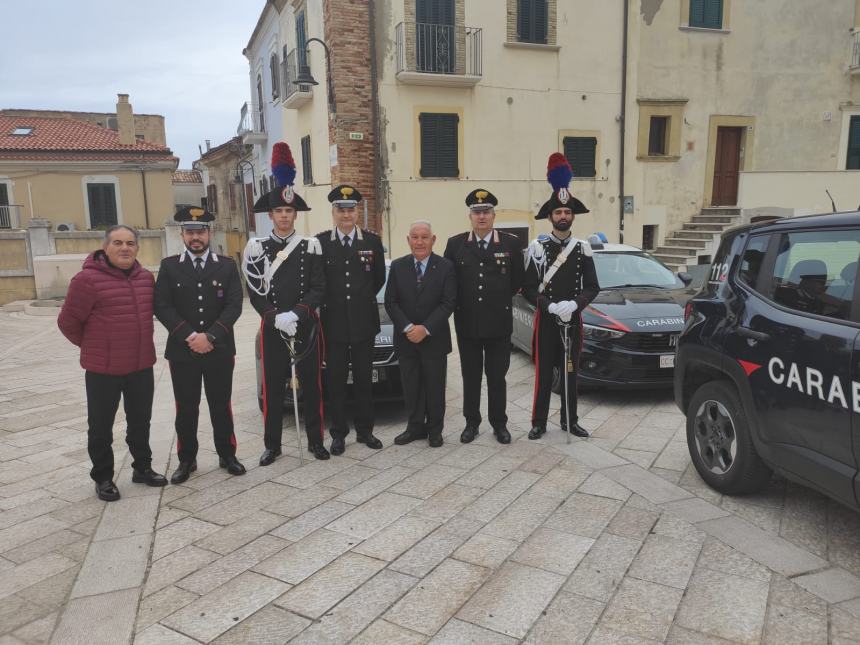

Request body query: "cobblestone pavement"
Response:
[3, 305, 860, 644]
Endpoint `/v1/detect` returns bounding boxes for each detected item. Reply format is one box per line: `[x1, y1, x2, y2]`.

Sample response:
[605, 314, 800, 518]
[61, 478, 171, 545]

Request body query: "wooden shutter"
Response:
[648, 117, 668, 156]
[848, 116, 860, 170]
[0, 183, 8, 207]
[518, 0, 548, 44]
[270, 54, 280, 98]
[419, 113, 459, 178]
[296, 9, 308, 66]
[689, 0, 723, 29]
[301, 135, 313, 185]
[416, 0, 455, 25]
[207, 184, 218, 214]
[563, 137, 597, 178]
[87, 183, 118, 228]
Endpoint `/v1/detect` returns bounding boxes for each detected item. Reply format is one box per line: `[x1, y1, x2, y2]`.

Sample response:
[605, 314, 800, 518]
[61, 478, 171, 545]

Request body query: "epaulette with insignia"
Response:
[305, 237, 323, 255]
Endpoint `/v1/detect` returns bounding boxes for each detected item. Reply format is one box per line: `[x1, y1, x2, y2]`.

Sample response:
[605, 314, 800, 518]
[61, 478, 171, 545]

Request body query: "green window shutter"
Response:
[301, 135, 313, 185]
[518, 0, 548, 44]
[420, 113, 459, 178]
[848, 116, 860, 170]
[563, 137, 597, 178]
[690, 0, 723, 29]
[417, 0, 455, 25]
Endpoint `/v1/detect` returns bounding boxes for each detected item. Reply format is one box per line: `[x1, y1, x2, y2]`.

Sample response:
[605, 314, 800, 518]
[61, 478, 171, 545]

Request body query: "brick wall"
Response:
[322, 0, 380, 233]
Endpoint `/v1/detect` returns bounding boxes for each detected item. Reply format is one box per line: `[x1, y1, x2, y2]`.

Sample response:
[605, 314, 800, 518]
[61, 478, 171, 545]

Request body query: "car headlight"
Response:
[583, 323, 626, 340]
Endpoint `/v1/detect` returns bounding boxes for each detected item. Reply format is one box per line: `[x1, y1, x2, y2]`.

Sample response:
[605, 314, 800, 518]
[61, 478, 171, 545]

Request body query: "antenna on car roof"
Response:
[826, 189, 837, 213]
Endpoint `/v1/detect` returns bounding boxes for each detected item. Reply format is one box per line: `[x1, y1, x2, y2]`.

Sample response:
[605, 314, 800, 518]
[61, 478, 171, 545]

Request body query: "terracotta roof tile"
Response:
[0, 115, 176, 162]
[172, 169, 202, 184]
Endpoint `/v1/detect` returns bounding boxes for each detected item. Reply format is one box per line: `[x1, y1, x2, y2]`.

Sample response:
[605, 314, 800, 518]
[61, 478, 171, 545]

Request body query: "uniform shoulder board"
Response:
[579, 240, 593, 257]
[305, 237, 323, 255]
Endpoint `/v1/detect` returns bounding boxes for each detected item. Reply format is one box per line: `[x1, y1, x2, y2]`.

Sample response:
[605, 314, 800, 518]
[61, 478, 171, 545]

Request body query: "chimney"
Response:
[205, 139, 211, 151]
[116, 93, 135, 146]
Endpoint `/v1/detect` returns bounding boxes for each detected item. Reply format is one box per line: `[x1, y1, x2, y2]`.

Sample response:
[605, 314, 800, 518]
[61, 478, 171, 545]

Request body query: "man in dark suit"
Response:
[316, 185, 386, 455]
[385, 221, 456, 447]
[154, 207, 246, 483]
[444, 189, 524, 445]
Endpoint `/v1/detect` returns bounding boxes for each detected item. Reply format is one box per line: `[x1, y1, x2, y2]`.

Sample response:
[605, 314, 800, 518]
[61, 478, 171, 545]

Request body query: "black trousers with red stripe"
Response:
[260, 324, 325, 450]
[531, 310, 583, 428]
[168, 357, 237, 463]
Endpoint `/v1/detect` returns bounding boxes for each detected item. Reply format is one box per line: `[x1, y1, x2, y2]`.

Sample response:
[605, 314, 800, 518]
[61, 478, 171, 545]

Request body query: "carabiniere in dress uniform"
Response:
[523, 153, 600, 441]
[444, 188, 524, 445]
[154, 206, 246, 484]
[242, 142, 330, 464]
[316, 184, 386, 456]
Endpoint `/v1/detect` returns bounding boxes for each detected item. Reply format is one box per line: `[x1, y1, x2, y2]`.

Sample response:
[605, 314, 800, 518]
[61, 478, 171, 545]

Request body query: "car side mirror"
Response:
[678, 272, 693, 286]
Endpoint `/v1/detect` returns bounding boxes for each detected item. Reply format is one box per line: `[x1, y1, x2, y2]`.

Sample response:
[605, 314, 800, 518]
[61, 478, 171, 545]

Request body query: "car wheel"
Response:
[686, 381, 771, 495]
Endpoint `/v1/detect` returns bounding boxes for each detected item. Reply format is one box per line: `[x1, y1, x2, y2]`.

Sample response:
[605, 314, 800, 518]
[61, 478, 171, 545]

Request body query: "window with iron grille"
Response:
[86, 183, 118, 228]
[419, 112, 459, 178]
[270, 54, 280, 99]
[301, 135, 313, 185]
[517, 0, 548, 44]
[563, 136, 597, 178]
[689, 0, 723, 29]
[648, 116, 669, 156]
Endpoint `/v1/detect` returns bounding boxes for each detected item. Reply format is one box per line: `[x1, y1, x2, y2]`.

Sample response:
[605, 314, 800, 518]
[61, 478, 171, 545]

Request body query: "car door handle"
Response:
[738, 327, 770, 342]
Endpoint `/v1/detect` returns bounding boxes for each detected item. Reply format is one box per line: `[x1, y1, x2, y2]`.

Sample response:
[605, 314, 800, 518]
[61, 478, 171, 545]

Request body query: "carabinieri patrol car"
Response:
[675, 211, 860, 508]
[511, 236, 696, 390]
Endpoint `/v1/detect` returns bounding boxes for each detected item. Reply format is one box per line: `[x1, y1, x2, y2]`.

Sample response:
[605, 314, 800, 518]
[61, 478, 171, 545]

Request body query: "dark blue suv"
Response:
[675, 212, 860, 508]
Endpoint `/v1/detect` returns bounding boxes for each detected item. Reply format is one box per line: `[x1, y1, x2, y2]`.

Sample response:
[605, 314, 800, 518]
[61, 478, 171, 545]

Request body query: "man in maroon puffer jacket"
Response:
[58, 225, 167, 501]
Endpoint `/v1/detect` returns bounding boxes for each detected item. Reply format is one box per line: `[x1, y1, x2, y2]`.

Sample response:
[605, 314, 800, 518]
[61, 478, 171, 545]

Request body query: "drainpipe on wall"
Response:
[139, 166, 150, 229]
[368, 0, 385, 243]
[619, 0, 630, 244]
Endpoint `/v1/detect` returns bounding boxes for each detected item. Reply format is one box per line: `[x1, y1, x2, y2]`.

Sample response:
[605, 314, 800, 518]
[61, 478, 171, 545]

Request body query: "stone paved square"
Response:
[1, 307, 858, 643]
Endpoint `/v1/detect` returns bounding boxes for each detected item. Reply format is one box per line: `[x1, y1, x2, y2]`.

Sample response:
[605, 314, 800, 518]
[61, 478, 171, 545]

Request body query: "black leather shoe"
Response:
[219, 457, 246, 475]
[428, 434, 444, 448]
[493, 427, 512, 444]
[309, 443, 330, 460]
[357, 434, 383, 450]
[259, 448, 282, 466]
[460, 425, 479, 443]
[570, 423, 590, 438]
[170, 461, 197, 484]
[330, 437, 346, 456]
[95, 480, 120, 502]
[528, 425, 546, 440]
[394, 430, 427, 445]
[132, 468, 168, 487]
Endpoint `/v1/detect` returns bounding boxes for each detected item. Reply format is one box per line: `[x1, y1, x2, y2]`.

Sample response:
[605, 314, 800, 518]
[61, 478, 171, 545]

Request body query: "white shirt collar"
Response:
[271, 230, 295, 244]
[551, 233, 573, 245]
[183, 248, 211, 265]
[336, 227, 356, 243]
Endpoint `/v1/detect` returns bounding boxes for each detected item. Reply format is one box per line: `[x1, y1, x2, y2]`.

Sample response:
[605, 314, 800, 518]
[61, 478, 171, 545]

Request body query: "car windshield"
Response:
[377, 264, 392, 324]
[594, 252, 682, 289]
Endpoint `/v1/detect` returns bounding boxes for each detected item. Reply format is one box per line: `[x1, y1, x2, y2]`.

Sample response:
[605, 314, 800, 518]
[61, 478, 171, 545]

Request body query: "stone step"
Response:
[653, 251, 693, 265]
[702, 207, 741, 216]
[683, 223, 726, 232]
[656, 246, 699, 257]
[674, 230, 718, 241]
[664, 238, 708, 249]
[692, 214, 737, 224]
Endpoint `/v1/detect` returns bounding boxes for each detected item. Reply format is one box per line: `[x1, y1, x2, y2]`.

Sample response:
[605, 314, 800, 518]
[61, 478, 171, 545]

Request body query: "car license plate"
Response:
[660, 354, 675, 369]
[347, 370, 380, 384]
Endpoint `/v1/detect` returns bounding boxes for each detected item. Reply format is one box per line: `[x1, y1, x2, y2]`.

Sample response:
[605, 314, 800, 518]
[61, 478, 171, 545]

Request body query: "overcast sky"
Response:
[0, 0, 264, 166]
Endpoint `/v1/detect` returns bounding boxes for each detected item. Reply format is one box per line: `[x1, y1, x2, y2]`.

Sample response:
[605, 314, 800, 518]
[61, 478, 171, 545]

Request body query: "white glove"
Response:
[275, 311, 299, 336]
[550, 300, 578, 322]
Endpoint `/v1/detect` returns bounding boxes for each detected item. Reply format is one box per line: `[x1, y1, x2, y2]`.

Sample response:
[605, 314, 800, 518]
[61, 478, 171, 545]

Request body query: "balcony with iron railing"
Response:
[851, 30, 860, 74]
[395, 22, 482, 87]
[282, 48, 314, 108]
[237, 102, 267, 145]
[0, 205, 23, 229]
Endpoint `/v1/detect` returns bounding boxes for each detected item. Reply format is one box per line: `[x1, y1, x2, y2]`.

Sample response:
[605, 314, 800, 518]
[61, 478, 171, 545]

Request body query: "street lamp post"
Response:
[294, 37, 336, 116]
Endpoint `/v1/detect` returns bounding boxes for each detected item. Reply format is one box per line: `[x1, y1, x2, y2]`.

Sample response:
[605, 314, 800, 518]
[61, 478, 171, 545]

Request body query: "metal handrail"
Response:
[237, 102, 265, 136]
[283, 49, 312, 100]
[395, 22, 482, 77]
[0, 205, 23, 229]
[851, 31, 860, 70]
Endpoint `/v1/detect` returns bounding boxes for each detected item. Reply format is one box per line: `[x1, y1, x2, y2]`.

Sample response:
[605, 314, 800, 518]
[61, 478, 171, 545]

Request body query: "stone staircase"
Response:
[652, 207, 741, 272]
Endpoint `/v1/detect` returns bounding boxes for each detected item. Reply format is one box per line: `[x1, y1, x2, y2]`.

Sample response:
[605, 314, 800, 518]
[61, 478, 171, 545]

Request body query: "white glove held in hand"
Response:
[551, 300, 578, 322]
[275, 311, 299, 336]
[547, 302, 559, 316]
